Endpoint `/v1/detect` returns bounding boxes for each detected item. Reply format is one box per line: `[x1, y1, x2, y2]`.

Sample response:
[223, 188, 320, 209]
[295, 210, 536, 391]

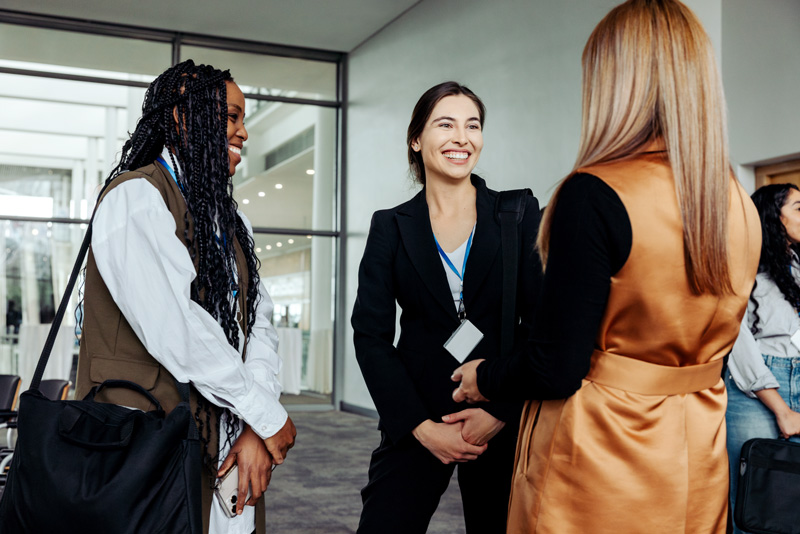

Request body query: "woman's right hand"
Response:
[217, 425, 273, 515]
[411, 419, 487, 464]
[755, 388, 800, 438]
[775, 409, 800, 438]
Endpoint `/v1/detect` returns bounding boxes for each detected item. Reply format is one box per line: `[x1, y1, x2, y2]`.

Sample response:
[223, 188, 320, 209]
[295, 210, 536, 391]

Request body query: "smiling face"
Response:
[780, 188, 800, 244]
[225, 81, 248, 177]
[412, 95, 483, 185]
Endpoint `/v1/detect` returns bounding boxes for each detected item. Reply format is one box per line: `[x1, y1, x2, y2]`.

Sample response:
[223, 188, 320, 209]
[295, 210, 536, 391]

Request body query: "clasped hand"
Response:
[217, 425, 274, 516]
[216, 417, 297, 516]
[413, 393, 505, 464]
[411, 359, 503, 466]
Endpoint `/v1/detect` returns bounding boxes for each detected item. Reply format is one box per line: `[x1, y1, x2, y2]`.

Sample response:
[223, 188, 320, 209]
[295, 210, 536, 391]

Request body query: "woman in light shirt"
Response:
[75, 60, 295, 534]
[726, 183, 800, 534]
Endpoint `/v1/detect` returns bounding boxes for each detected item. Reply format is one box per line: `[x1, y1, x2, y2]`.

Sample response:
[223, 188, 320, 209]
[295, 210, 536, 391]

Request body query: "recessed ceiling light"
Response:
[306, 235, 312, 239]
[266, 245, 272, 250]
[306, 169, 315, 175]
[256, 247, 262, 253]
[288, 239, 294, 244]
[31, 229, 39, 236]
[276, 242, 283, 247]
[274, 184, 283, 190]
[258, 191, 266, 197]
[242, 199, 250, 204]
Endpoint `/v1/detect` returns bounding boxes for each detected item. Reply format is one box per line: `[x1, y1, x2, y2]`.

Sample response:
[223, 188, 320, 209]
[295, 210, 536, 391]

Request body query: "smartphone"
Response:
[214, 464, 252, 518]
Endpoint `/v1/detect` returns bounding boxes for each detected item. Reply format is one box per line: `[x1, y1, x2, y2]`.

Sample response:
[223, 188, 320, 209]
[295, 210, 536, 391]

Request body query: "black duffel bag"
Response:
[0, 213, 202, 533]
[735, 437, 800, 534]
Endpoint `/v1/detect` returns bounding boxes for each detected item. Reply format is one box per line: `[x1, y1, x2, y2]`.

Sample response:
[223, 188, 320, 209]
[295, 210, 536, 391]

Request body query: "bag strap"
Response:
[29, 218, 95, 391]
[495, 189, 532, 358]
[28, 179, 192, 406]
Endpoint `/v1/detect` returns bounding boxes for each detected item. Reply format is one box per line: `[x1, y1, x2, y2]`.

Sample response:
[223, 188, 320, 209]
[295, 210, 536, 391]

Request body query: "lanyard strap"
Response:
[434, 227, 474, 283]
[156, 155, 185, 194]
[434, 227, 474, 320]
[156, 155, 237, 299]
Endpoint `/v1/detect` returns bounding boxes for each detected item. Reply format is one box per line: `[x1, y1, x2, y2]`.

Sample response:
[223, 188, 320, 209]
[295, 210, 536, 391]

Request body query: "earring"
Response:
[413, 144, 419, 150]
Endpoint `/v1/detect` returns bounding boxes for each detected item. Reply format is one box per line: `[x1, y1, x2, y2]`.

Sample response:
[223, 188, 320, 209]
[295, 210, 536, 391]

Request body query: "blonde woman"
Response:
[452, 1, 760, 532]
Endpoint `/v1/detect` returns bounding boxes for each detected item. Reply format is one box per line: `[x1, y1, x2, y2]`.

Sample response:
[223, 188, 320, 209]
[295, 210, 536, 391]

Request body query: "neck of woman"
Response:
[426, 176, 477, 251]
[425, 176, 476, 220]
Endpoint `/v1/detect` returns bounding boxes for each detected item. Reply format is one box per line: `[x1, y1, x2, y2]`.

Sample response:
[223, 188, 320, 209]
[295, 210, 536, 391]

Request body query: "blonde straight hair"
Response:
[538, 0, 733, 295]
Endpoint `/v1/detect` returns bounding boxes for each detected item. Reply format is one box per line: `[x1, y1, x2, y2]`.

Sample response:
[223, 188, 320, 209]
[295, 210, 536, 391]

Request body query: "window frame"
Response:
[0, 8, 346, 410]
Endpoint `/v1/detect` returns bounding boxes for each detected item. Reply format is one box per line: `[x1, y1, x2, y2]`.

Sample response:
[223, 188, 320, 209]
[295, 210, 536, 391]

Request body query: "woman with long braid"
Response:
[75, 60, 295, 534]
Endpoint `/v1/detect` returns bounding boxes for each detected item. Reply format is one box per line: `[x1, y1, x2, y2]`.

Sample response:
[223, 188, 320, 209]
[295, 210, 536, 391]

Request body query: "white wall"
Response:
[722, 0, 800, 174]
[341, 0, 725, 411]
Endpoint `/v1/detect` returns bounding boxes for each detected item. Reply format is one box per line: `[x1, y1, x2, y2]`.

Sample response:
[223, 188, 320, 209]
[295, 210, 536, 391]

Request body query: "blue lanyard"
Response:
[157, 155, 237, 299]
[156, 155, 185, 194]
[434, 227, 474, 314]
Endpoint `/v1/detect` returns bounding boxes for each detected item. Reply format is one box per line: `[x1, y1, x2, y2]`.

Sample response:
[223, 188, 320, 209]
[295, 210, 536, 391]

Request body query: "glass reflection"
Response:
[234, 102, 337, 231]
[1, 221, 82, 384]
[181, 45, 337, 101]
[254, 233, 333, 404]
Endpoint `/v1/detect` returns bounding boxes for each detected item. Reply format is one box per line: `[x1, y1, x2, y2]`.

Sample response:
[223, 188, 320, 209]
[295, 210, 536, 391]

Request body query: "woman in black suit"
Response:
[351, 82, 541, 533]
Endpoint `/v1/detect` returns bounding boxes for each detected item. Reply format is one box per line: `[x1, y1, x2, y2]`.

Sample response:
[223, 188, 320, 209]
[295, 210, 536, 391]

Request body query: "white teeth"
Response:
[444, 152, 468, 160]
[229, 146, 241, 155]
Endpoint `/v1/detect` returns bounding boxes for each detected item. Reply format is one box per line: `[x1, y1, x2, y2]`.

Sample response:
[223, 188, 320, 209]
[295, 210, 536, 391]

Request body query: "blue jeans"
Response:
[725, 355, 800, 534]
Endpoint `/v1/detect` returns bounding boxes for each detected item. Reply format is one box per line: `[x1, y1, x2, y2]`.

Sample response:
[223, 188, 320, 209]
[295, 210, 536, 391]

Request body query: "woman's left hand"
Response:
[441, 408, 505, 446]
[451, 359, 488, 404]
[218, 425, 274, 515]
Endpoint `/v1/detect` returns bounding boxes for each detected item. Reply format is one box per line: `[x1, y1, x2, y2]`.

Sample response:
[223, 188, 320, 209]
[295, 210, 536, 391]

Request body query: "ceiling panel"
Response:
[0, 0, 422, 52]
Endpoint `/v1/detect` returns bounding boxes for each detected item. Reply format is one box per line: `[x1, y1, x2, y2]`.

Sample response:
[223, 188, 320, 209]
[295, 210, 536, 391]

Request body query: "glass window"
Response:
[181, 46, 337, 102]
[0, 23, 170, 81]
[235, 102, 337, 231]
[1, 221, 83, 380]
[0, 23, 340, 406]
[254, 233, 334, 403]
[0, 73, 145, 218]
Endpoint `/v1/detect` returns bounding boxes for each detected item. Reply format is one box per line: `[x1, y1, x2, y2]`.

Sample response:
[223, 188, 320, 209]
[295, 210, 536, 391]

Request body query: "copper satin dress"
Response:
[503, 154, 761, 533]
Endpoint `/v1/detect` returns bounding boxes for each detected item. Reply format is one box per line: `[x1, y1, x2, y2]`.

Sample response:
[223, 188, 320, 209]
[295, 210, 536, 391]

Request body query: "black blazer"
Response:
[352, 175, 542, 444]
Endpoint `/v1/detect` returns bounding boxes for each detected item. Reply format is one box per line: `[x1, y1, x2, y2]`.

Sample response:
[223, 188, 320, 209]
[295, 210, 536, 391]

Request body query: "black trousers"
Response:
[357, 419, 519, 534]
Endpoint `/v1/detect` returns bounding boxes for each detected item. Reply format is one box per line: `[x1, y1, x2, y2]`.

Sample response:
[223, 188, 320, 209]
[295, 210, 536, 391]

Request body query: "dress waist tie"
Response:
[585, 350, 724, 395]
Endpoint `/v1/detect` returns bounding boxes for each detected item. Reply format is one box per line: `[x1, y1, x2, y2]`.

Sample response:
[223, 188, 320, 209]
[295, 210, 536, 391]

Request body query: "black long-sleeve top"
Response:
[477, 173, 632, 400]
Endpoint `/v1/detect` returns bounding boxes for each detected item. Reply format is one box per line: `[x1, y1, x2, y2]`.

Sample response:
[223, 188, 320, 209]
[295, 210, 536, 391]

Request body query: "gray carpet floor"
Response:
[264, 410, 465, 533]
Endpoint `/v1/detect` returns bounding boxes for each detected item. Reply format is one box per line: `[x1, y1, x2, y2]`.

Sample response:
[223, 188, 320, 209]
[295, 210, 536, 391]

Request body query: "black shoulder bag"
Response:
[495, 188, 533, 358]
[0, 204, 202, 533]
[735, 437, 800, 534]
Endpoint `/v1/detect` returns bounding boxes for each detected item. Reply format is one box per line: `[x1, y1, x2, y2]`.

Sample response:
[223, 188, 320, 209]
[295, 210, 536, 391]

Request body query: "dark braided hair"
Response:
[107, 59, 261, 478]
[749, 183, 800, 335]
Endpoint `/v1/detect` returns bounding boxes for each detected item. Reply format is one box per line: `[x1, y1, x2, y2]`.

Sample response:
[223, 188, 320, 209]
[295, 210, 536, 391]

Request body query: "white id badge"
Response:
[791, 330, 800, 352]
[444, 319, 484, 363]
